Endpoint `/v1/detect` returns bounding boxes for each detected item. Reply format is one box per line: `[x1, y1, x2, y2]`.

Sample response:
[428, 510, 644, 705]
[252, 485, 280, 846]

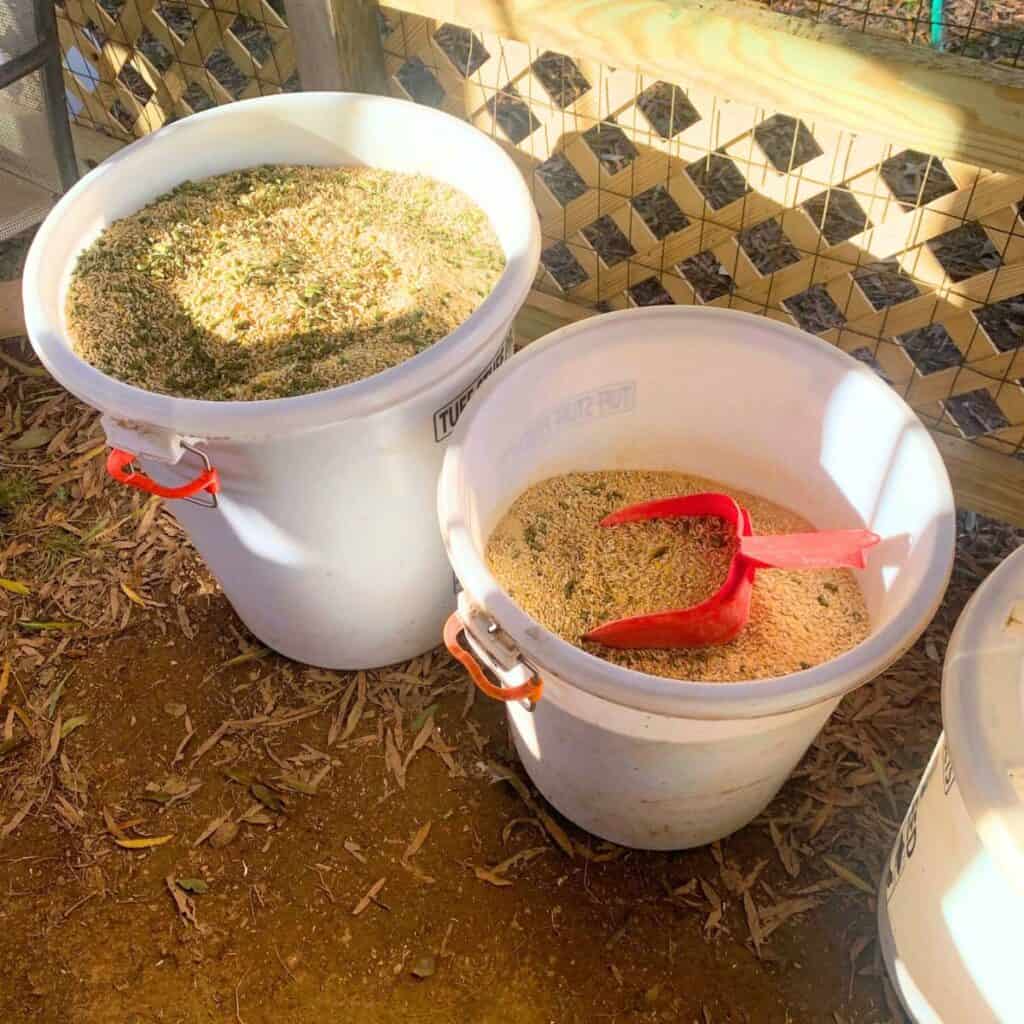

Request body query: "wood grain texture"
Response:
[933, 432, 1024, 526]
[0, 279, 26, 341]
[387, 0, 1024, 174]
[287, 0, 387, 93]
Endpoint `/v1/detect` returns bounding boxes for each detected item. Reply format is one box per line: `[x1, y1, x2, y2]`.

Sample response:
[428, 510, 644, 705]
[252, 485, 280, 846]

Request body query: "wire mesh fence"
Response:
[46, 1, 1024, 462]
[54, 0, 298, 140]
[766, 0, 1024, 67]
[381, 7, 1024, 461]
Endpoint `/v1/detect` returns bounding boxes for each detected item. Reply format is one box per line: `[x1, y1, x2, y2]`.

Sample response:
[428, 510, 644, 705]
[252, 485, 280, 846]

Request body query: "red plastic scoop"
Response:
[583, 492, 879, 650]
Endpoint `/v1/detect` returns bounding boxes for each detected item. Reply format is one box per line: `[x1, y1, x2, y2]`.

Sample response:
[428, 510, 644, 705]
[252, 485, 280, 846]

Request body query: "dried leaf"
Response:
[239, 802, 275, 826]
[352, 876, 386, 916]
[573, 840, 624, 862]
[18, 620, 78, 632]
[488, 762, 574, 858]
[410, 955, 436, 980]
[743, 890, 764, 958]
[176, 877, 209, 894]
[10, 426, 55, 450]
[210, 821, 240, 848]
[44, 674, 68, 717]
[410, 704, 438, 732]
[403, 822, 432, 861]
[166, 875, 198, 927]
[403, 714, 435, 771]
[1, 797, 35, 838]
[170, 723, 195, 767]
[474, 846, 547, 887]
[54, 793, 85, 829]
[760, 896, 820, 940]
[220, 647, 269, 671]
[769, 821, 800, 878]
[43, 713, 62, 765]
[869, 752, 899, 817]
[116, 834, 174, 849]
[102, 806, 128, 840]
[491, 846, 548, 875]
[0, 657, 9, 704]
[60, 715, 88, 739]
[327, 679, 357, 747]
[190, 721, 229, 765]
[144, 778, 202, 807]
[176, 603, 196, 639]
[473, 866, 514, 887]
[0, 736, 27, 761]
[120, 582, 148, 607]
[341, 672, 367, 741]
[0, 350, 47, 376]
[502, 817, 545, 846]
[0, 578, 30, 596]
[344, 839, 367, 864]
[822, 855, 874, 895]
[192, 813, 232, 849]
[164, 702, 187, 718]
[385, 729, 406, 790]
[251, 782, 286, 814]
[277, 773, 319, 795]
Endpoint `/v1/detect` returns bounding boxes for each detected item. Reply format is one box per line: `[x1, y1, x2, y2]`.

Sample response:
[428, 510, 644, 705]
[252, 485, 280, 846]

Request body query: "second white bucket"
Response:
[23, 93, 540, 669]
[439, 307, 955, 849]
[879, 545, 1024, 1023]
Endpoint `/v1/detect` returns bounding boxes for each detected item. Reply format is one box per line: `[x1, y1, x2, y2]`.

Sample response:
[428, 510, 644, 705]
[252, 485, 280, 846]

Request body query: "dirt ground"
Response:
[3, 234, 1024, 1024]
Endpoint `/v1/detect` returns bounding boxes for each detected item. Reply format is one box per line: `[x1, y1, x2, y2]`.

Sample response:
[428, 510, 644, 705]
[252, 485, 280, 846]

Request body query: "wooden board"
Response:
[285, 0, 387, 93]
[0, 278, 26, 341]
[385, 0, 1024, 176]
[381, 8, 1024, 464]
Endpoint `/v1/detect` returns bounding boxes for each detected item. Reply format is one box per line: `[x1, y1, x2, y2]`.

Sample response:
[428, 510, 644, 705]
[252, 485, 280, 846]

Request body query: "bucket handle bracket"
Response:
[444, 605, 542, 710]
[107, 441, 220, 508]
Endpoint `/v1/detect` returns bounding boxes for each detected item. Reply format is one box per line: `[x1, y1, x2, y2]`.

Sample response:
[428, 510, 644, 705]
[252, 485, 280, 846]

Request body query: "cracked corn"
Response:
[485, 471, 871, 682]
[65, 166, 505, 401]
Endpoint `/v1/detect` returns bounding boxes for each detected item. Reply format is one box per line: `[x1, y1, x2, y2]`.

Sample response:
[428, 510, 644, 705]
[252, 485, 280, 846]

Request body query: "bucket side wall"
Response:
[508, 673, 839, 850]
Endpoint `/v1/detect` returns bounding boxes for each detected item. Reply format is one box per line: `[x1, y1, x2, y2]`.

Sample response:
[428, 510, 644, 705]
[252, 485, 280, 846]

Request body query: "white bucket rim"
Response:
[22, 92, 540, 438]
[439, 306, 957, 720]
[942, 544, 1024, 889]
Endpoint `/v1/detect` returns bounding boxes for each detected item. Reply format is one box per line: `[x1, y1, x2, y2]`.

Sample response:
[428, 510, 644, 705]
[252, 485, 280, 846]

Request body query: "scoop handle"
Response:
[739, 530, 880, 570]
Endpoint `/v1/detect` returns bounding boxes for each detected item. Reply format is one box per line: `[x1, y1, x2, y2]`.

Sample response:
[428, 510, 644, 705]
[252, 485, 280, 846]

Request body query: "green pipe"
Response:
[930, 0, 945, 50]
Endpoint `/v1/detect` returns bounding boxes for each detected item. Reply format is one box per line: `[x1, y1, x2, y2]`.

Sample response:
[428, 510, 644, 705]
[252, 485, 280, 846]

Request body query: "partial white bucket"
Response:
[438, 306, 955, 849]
[879, 545, 1024, 1023]
[23, 93, 540, 669]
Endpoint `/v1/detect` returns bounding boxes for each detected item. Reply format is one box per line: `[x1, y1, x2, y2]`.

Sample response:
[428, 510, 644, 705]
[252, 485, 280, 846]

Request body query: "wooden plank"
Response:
[933, 432, 1024, 527]
[385, 0, 1024, 175]
[0, 279, 25, 341]
[285, 0, 387, 93]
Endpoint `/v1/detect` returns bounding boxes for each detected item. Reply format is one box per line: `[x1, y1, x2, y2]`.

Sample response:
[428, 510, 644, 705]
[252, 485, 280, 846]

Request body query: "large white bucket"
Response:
[879, 545, 1024, 1023]
[22, 93, 540, 669]
[438, 307, 955, 849]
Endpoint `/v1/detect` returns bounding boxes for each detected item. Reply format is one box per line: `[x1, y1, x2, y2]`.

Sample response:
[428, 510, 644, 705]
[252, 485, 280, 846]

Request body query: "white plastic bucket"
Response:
[438, 306, 956, 849]
[879, 545, 1024, 1023]
[22, 93, 540, 669]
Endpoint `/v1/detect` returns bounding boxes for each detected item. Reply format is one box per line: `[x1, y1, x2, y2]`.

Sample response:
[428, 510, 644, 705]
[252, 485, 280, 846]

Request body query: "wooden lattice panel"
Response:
[381, 7, 1024, 460]
[55, 0, 297, 140]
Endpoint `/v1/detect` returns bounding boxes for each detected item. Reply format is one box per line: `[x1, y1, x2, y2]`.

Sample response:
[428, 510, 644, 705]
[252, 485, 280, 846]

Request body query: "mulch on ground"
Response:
[2, 229, 1022, 1023]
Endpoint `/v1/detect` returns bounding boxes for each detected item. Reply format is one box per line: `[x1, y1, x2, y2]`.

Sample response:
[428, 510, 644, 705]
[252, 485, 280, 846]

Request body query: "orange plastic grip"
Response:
[443, 612, 543, 704]
[107, 448, 220, 501]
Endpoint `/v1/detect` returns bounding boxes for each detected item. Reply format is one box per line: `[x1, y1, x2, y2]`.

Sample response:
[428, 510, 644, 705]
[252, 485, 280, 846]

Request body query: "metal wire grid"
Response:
[765, 0, 1024, 68]
[380, 8, 1024, 461]
[54, 0, 298, 140]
